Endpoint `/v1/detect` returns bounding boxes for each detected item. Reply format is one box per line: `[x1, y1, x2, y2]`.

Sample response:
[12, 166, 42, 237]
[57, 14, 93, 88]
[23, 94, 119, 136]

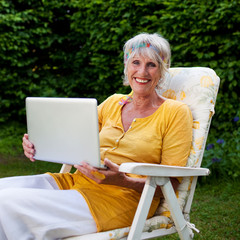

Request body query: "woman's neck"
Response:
[131, 92, 163, 111]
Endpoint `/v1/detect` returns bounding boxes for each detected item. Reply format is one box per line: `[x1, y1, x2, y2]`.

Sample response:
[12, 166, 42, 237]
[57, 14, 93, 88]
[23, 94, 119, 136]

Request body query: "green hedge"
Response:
[0, 0, 239, 177]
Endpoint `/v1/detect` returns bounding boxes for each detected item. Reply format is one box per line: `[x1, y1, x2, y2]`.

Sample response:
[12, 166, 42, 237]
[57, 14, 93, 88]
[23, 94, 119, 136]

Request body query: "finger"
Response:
[74, 164, 86, 173]
[23, 135, 33, 148]
[22, 142, 35, 155]
[29, 157, 35, 162]
[80, 162, 97, 172]
[24, 150, 35, 162]
[24, 133, 29, 139]
[74, 164, 106, 181]
[23, 134, 29, 145]
[22, 134, 35, 161]
[104, 158, 119, 171]
[74, 163, 94, 176]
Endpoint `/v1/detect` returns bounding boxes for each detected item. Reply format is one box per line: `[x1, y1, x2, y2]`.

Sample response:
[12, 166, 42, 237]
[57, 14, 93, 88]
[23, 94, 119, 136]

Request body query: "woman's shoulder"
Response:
[162, 98, 192, 116]
[163, 98, 189, 108]
[98, 93, 130, 116]
[108, 93, 127, 103]
[99, 93, 130, 107]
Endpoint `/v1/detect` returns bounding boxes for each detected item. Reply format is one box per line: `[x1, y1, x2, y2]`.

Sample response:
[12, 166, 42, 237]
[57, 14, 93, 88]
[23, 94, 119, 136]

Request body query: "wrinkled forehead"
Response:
[129, 48, 160, 65]
[127, 44, 159, 59]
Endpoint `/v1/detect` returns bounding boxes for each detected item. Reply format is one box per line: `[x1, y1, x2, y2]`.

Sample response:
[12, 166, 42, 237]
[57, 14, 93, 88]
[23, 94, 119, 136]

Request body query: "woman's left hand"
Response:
[74, 158, 126, 186]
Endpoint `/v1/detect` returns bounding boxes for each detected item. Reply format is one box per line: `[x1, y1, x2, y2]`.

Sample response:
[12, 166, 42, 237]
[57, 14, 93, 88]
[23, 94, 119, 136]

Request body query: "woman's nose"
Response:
[138, 64, 147, 75]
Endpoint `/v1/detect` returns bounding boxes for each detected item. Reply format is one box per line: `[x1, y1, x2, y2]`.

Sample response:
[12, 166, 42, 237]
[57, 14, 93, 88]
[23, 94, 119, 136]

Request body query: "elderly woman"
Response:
[0, 33, 192, 239]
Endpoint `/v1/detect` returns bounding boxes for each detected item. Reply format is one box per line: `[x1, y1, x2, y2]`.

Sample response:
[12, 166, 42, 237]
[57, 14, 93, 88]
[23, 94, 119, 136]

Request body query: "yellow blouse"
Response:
[49, 93, 193, 232]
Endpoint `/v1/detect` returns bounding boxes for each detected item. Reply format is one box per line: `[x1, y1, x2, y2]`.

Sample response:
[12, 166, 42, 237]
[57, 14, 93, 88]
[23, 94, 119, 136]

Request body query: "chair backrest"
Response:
[156, 67, 220, 216]
[158, 67, 220, 167]
[61, 67, 220, 220]
[61, 67, 220, 240]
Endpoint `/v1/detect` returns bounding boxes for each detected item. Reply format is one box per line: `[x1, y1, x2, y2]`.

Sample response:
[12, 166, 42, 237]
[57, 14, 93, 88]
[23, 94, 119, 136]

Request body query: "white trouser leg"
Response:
[0, 175, 97, 240]
[0, 174, 59, 190]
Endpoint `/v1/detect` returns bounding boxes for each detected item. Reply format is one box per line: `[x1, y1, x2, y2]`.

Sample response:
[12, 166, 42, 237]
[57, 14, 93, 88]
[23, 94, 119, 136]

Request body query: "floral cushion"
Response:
[163, 68, 219, 167]
[64, 67, 220, 240]
[155, 67, 220, 221]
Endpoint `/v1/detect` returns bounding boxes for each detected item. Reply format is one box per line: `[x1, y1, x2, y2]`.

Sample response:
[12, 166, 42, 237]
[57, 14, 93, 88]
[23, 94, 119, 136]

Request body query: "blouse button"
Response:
[116, 139, 119, 143]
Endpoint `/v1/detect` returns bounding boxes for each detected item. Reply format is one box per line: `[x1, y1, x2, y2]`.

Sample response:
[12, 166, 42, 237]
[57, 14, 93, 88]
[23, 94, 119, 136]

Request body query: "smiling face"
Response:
[127, 54, 161, 97]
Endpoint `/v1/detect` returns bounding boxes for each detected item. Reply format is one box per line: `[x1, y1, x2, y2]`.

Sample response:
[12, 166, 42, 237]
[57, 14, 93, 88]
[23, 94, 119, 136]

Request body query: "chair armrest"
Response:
[119, 163, 210, 177]
[60, 164, 72, 173]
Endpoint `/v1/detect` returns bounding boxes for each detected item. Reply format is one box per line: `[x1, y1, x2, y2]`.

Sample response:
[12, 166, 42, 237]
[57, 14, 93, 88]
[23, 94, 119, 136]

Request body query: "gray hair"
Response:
[123, 33, 171, 89]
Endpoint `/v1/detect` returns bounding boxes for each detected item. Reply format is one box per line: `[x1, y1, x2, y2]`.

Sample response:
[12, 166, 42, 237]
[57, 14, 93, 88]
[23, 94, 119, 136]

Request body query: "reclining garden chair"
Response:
[60, 67, 220, 240]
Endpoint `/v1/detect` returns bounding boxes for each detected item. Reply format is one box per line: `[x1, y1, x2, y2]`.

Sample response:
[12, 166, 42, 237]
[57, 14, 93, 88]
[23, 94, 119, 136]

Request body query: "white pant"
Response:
[0, 174, 97, 240]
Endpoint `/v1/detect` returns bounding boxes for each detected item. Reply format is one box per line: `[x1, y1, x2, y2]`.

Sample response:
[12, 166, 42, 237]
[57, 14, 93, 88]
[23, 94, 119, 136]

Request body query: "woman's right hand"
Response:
[22, 134, 35, 162]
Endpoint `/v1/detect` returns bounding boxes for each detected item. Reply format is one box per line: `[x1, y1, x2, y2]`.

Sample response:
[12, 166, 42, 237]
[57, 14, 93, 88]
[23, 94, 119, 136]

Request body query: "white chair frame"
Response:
[60, 67, 220, 240]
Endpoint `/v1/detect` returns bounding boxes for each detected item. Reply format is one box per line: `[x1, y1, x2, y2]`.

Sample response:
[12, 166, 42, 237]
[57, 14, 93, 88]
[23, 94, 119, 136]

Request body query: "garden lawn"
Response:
[158, 180, 240, 240]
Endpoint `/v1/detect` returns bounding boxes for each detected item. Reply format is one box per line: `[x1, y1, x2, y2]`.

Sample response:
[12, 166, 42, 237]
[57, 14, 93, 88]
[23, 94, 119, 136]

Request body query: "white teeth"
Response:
[135, 78, 149, 83]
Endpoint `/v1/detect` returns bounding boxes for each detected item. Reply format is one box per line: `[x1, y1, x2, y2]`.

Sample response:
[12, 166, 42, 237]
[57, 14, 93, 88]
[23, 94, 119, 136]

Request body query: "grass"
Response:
[0, 122, 240, 239]
[0, 122, 62, 176]
[159, 180, 240, 240]
[0, 154, 62, 177]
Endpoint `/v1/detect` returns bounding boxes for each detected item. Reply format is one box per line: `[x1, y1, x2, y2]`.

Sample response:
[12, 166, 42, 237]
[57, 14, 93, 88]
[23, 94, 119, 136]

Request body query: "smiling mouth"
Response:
[134, 78, 150, 83]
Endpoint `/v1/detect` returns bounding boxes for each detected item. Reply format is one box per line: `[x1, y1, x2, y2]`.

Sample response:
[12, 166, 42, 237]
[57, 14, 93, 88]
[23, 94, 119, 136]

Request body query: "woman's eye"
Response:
[132, 60, 140, 65]
[148, 62, 157, 67]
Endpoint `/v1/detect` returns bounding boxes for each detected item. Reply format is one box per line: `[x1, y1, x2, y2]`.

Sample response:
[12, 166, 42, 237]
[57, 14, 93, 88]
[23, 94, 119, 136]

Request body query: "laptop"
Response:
[26, 97, 105, 168]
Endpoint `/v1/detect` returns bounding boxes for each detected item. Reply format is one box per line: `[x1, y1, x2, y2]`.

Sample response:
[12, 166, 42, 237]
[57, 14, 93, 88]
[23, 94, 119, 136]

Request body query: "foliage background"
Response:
[0, 0, 239, 179]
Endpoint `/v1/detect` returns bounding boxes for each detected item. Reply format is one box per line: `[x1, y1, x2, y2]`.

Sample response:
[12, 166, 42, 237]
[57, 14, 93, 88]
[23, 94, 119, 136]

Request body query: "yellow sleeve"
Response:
[97, 94, 124, 132]
[161, 103, 193, 167]
[97, 95, 115, 132]
[97, 99, 105, 132]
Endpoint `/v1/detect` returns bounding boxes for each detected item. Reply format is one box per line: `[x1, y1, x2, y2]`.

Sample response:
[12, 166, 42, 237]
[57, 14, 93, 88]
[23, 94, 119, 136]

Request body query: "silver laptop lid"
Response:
[26, 97, 101, 167]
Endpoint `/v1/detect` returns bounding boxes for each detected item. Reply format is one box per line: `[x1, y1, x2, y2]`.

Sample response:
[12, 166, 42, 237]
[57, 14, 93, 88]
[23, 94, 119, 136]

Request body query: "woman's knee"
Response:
[0, 188, 30, 213]
[0, 188, 15, 203]
[0, 189, 17, 216]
